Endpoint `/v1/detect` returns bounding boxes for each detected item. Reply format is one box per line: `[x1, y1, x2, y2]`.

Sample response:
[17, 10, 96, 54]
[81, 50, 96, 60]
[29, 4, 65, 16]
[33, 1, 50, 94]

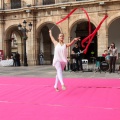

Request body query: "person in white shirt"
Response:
[49, 30, 80, 91]
[108, 42, 118, 73]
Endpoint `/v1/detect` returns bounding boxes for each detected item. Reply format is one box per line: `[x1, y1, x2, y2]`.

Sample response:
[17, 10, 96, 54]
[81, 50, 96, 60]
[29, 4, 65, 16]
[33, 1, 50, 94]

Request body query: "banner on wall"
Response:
[0, 50, 4, 61]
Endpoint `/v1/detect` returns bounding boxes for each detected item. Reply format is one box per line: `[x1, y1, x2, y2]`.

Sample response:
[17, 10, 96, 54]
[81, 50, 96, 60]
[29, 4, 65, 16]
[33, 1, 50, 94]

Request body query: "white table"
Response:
[0, 59, 13, 67]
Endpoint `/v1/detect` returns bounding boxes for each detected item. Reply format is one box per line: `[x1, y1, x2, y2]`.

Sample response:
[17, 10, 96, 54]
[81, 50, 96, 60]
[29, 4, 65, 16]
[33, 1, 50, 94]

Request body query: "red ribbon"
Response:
[81, 8, 91, 45]
[56, 8, 78, 24]
[83, 15, 108, 54]
[55, 8, 108, 54]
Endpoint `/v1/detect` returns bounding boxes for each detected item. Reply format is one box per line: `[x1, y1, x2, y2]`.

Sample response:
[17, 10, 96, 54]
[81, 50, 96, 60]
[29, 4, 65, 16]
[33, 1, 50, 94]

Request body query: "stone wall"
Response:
[0, 0, 120, 65]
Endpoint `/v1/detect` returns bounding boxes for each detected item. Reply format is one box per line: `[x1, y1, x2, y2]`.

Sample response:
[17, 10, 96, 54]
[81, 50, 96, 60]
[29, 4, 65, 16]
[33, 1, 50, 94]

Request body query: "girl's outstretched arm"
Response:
[66, 37, 80, 47]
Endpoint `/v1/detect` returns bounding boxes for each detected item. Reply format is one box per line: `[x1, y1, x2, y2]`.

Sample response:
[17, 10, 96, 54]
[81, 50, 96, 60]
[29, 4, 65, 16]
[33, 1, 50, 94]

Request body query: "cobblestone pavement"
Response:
[0, 65, 120, 78]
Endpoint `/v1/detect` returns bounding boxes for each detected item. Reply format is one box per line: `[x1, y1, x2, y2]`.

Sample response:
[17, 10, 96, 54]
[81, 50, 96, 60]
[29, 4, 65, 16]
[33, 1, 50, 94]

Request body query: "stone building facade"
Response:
[0, 0, 120, 65]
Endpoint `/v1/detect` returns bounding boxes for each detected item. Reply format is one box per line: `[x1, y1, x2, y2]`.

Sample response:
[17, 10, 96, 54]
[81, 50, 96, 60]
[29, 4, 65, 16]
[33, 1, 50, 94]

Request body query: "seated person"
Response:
[102, 50, 110, 63]
[102, 50, 108, 57]
[72, 43, 83, 71]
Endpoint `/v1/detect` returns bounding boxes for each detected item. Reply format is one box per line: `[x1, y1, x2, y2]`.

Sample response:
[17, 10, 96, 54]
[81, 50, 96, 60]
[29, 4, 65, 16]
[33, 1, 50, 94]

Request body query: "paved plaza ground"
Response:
[0, 65, 120, 78]
[0, 65, 120, 120]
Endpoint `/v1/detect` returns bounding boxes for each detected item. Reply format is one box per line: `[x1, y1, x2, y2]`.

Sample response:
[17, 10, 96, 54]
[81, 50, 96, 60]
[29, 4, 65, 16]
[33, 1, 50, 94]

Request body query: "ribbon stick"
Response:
[83, 15, 108, 54]
[50, 25, 55, 30]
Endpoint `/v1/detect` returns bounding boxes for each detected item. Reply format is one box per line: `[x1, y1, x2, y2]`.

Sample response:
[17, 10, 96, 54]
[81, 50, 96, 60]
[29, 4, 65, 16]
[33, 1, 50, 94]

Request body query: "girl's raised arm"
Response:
[49, 30, 58, 45]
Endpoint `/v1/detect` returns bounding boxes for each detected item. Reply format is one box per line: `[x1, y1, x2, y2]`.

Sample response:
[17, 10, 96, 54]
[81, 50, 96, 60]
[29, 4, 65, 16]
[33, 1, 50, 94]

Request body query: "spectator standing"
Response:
[39, 50, 44, 65]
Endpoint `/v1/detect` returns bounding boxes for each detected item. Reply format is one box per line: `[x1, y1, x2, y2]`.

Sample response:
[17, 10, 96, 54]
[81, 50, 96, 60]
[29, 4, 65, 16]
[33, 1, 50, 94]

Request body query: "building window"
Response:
[43, 0, 55, 5]
[11, 0, 21, 9]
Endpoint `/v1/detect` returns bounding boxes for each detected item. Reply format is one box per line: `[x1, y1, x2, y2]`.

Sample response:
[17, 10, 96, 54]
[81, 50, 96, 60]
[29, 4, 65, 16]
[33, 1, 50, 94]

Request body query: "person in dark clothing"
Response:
[72, 43, 84, 71]
[39, 50, 44, 65]
[12, 53, 17, 66]
[108, 42, 118, 73]
[15, 52, 21, 66]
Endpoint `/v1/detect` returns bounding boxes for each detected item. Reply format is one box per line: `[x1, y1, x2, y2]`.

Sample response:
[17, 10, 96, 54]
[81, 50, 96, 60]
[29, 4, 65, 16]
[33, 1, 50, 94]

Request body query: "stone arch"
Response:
[69, 16, 98, 33]
[36, 21, 62, 39]
[36, 21, 61, 65]
[5, 24, 22, 41]
[107, 13, 120, 35]
[4, 25, 23, 62]
[107, 15, 120, 28]
[108, 16, 120, 53]
[69, 18, 97, 35]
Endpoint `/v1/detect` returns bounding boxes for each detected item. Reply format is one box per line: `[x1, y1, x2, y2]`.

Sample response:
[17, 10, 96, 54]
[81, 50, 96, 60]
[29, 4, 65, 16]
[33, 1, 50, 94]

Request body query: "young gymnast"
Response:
[49, 30, 80, 91]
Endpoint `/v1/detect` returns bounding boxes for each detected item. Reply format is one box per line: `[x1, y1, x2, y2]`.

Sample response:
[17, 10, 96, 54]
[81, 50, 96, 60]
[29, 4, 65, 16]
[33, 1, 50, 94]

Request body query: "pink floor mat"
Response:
[0, 77, 120, 120]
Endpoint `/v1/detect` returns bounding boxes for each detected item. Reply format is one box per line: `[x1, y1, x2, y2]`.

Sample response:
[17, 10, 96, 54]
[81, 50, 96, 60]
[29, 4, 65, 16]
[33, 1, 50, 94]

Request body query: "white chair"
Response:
[82, 59, 88, 70]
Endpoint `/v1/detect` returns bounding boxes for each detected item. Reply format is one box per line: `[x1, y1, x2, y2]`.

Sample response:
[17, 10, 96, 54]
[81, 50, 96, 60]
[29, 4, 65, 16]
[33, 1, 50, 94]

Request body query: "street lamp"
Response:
[18, 20, 32, 66]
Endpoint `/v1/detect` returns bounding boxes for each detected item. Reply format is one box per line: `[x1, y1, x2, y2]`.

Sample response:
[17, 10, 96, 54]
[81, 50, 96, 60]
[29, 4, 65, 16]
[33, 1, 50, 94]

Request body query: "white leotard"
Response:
[53, 43, 67, 66]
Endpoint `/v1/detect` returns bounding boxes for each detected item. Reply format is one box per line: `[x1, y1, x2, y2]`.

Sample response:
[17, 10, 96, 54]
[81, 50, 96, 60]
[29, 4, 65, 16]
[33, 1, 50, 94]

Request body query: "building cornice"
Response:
[0, 0, 119, 14]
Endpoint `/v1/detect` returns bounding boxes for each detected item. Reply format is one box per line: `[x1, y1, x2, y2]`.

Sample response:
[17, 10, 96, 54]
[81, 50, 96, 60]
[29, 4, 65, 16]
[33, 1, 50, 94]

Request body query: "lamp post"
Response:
[18, 20, 32, 66]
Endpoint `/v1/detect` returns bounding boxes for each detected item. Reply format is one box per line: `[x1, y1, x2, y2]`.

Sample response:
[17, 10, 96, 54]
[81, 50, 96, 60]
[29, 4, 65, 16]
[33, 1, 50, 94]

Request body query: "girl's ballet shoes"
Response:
[62, 85, 66, 90]
[55, 88, 59, 92]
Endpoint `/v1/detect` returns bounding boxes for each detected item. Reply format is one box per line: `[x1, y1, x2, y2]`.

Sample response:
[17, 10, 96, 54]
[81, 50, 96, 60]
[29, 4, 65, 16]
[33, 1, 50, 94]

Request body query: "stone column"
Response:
[40, 0, 43, 5]
[0, 3, 5, 52]
[0, 1, 5, 59]
[32, 0, 35, 6]
[97, 13, 108, 56]
[27, 17, 37, 65]
[0, 21, 4, 50]
[36, 37, 40, 65]
[32, 17, 38, 65]
[0, 0, 4, 9]
[4, 39, 11, 58]
[17, 42, 23, 65]
[55, 0, 58, 4]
